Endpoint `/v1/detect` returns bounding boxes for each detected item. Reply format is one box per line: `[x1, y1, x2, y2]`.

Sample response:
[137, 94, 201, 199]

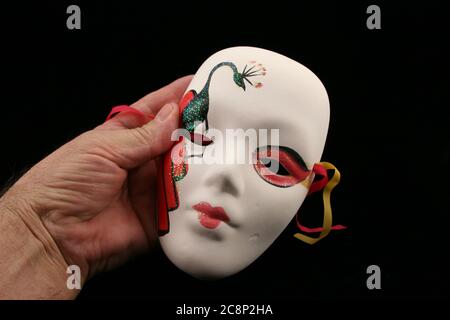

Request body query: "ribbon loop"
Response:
[294, 162, 346, 244]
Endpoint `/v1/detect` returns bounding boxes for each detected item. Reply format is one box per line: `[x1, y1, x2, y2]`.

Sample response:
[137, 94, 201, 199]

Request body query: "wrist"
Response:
[0, 189, 77, 299]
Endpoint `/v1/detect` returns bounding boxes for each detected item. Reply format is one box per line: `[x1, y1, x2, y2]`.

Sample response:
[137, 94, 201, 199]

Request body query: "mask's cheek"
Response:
[241, 173, 309, 245]
[173, 163, 203, 208]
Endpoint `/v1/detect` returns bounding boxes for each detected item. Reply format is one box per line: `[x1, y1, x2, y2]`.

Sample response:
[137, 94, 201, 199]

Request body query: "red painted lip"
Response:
[193, 201, 230, 229]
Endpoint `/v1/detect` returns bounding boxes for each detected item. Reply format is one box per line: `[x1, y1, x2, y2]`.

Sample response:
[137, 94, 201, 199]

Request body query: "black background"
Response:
[1, 0, 449, 303]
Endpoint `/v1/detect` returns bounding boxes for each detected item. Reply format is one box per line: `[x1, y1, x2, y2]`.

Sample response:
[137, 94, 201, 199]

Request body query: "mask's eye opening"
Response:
[253, 145, 310, 188]
[259, 157, 290, 176]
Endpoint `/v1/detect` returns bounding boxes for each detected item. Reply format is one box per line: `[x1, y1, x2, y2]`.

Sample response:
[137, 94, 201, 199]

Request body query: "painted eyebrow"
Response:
[279, 146, 309, 171]
[258, 145, 309, 172]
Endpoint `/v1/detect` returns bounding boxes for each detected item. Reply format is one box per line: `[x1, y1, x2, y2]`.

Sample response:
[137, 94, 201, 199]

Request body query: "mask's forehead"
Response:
[186, 46, 330, 166]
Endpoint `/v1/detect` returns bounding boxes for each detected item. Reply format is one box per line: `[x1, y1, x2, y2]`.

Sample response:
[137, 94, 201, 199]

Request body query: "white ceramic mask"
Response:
[156, 46, 340, 280]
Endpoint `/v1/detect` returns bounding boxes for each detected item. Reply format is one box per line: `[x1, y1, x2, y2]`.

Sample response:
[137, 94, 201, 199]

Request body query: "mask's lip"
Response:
[192, 201, 242, 230]
[193, 201, 229, 221]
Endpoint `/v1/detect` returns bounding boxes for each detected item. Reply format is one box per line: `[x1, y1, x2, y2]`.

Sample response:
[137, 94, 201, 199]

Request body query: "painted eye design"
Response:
[253, 146, 310, 187]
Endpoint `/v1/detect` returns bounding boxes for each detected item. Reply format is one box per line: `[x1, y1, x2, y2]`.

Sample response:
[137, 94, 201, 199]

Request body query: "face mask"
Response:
[156, 46, 345, 280]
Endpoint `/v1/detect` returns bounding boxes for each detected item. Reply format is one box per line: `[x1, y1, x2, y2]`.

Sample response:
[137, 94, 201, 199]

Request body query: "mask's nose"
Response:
[202, 164, 245, 198]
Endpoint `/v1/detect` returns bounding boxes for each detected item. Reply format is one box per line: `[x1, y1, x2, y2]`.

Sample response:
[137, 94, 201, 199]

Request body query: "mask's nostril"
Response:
[220, 176, 240, 197]
[203, 169, 243, 197]
[203, 166, 245, 197]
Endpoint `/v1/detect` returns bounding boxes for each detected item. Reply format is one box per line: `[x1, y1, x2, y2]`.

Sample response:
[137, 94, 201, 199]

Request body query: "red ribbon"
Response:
[296, 163, 346, 234]
[308, 163, 328, 195]
[105, 105, 155, 122]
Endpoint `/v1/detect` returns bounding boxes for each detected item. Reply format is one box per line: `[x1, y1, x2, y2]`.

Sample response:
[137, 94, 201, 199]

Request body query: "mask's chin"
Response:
[159, 236, 239, 280]
[181, 264, 235, 281]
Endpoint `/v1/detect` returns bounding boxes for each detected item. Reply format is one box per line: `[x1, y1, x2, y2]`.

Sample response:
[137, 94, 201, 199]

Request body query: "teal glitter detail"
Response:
[182, 62, 244, 133]
[182, 94, 209, 132]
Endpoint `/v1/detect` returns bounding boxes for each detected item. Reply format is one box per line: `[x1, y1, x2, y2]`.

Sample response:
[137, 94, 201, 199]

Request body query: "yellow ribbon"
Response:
[294, 162, 341, 245]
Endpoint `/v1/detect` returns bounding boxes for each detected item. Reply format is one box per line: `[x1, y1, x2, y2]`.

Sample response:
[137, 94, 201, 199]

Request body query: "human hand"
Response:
[0, 75, 192, 296]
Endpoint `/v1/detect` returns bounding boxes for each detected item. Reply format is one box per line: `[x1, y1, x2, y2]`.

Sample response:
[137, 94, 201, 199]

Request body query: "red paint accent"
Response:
[171, 140, 187, 174]
[179, 90, 196, 118]
[189, 133, 213, 146]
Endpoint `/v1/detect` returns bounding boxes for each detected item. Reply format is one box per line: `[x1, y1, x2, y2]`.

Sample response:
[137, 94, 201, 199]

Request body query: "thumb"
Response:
[95, 102, 179, 169]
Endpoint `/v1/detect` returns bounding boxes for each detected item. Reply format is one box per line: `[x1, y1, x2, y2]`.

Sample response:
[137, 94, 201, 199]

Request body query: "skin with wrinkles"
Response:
[0, 75, 192, 299]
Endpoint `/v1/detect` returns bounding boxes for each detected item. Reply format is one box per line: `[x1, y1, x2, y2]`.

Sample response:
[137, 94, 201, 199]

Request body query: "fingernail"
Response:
[156, 103, 175, 121]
